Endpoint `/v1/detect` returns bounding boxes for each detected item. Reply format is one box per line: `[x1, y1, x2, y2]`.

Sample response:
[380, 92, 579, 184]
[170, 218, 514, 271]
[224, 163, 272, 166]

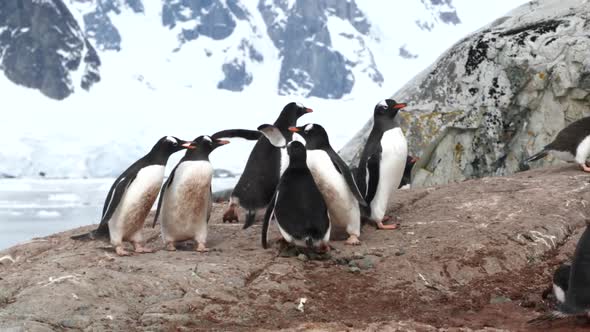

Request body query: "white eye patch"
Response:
[296, 102, 304, 108]
[204, 136, 212, 143]
[165, 136, 177, 144]
[305, 124, 314, 131]
[377, 100, 387, 107]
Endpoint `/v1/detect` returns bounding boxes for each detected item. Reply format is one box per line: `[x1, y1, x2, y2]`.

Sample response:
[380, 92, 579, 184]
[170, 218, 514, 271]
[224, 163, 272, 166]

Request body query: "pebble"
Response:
[395, 249, 406, 256]
[297, 254, 308, 262]
[489, 295, 512, 304]
[352, 252, 364, 260]
[357, 257, 375, 270]
[349, 266, 361, 273]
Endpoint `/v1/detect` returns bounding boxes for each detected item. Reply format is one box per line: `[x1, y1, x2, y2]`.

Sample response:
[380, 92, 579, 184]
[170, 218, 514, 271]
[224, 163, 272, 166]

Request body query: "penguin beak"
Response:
[305, 108, 313, 113]
[288, 127, 300, 132]
[181, 142, 196, 150]
[216, 140, 230, 145]
[392, 103, 407, 110]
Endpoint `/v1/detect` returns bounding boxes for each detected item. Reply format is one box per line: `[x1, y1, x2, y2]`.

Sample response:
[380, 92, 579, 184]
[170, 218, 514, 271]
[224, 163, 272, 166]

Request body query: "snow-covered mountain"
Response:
[0, 0, 527, 178]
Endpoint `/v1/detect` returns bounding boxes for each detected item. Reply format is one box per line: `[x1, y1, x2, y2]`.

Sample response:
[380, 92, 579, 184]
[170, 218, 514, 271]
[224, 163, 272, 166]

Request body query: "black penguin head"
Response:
[373, 99, 407, 126]
[288, 123, 330, 150]
[275, 102, 313, 128]
[286, 140, 307, 167]
[184, 135, 229, 159]
[153, 136, 196, 155]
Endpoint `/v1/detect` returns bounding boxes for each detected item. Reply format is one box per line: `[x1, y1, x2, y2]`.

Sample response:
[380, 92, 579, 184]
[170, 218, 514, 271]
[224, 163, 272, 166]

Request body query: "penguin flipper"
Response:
[100, 173, 137, 228]
[527, 311, 568, 325]
[153, 167, 176, 228]
[327, 148, 368, 207]
[262, 192, 277, 249]
[366, 153, 381, 205]
[526, 150, 548, 163]
[211, 129, 262, 141]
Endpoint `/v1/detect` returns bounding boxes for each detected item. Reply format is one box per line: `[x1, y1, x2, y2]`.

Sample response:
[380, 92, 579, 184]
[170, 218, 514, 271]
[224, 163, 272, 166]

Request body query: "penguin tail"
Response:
[71, 224, 109, 241]
[525, 150, 548, 163]
[242, 209, 257, 229]
[527, 311, 567, 325]
[70, 232, 94, 241]
[305, 237, 314, 248]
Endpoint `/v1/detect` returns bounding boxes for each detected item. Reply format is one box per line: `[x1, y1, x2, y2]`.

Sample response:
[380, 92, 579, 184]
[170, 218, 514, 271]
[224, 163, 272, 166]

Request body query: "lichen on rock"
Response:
[340, 0, 590, 187]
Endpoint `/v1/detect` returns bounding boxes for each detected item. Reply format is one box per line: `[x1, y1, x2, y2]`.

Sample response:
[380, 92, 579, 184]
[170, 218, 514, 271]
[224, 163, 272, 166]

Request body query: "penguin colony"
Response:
[72, 100, 590, 325]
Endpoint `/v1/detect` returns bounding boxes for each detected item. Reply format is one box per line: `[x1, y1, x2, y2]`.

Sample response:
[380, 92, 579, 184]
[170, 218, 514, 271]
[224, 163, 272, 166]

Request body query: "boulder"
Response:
[1, 165, 589, 331]
[339, 0, 590, 188]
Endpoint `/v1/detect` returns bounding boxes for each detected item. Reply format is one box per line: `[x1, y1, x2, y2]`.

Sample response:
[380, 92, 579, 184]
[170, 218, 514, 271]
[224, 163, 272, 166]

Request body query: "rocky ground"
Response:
[1, 165, 590, 331]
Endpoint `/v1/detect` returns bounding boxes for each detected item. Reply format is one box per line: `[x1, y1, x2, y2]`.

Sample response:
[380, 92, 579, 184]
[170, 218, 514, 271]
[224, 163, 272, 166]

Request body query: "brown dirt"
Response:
[1, 165, 590, 331]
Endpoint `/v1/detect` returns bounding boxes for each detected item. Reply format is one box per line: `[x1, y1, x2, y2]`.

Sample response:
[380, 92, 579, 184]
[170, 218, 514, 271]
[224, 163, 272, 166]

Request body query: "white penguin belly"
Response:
[161, 161, 212, 243]
[307, 150, 359, 234]
[575, 135, 590, 164]
[370, 128, 407, 221]
[279, 147, 289, 176]
[109, 165, 165, 241]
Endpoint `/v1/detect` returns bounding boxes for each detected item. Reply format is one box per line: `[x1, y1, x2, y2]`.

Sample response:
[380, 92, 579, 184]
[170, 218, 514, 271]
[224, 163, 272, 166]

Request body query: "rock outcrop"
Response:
[0, 0, 101, 100]
[340, 0, 590, 188]
[1, 165, 589, 331]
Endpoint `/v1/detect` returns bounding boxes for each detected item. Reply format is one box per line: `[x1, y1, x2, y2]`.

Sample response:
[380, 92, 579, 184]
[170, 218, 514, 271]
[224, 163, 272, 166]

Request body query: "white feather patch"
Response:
[378, 100, 387, 107]
[575, 135, 590, 164]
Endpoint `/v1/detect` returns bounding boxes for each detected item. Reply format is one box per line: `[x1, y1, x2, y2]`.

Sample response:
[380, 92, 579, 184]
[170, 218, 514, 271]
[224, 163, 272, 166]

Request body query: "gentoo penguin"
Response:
[261, 140, 330, 251]
[399, 156, 419, 189]
[71, 136, 196, 256]
[546, 264, 571, 303]
[355, 99, 409, 230]
[529, 225, 590, 324]
[153, 129, 260, 252]
[223, 102, 313, 228]
[284, 123, 367, 245]
[526, 116, 590, 172]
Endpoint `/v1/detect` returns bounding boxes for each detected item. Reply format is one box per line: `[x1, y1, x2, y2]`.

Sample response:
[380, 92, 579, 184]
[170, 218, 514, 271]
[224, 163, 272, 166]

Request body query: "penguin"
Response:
[529, 225, 590, 324]
[355, 99, 409, 230]
[526, 116, 590, 172]
[223, 102, 313, 228]
[399, 156, 419, 189]
[71, 136, 196, 256]
[545, 264, 571, 303]
[153, 129, 260, 252]
[281, 123, 367, 245]
[260, 140, 330, 251]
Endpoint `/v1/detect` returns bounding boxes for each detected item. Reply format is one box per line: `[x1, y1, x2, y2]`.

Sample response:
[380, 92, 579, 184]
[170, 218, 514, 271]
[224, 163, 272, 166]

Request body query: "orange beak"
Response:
[182, 142, 196, 149]
[217, 140, 230, 145]
[306, 108, 313, 113]
[393, 103, 407, 109]
[288, 127, 300, 132]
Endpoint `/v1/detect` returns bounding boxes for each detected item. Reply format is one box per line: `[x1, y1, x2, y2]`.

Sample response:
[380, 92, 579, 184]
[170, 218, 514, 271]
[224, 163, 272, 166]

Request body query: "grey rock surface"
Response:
[340, 0, 590, 188]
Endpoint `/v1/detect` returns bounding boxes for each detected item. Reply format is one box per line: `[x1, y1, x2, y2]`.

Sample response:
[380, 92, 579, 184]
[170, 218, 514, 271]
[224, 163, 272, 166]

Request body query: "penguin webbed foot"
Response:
[376, 216, 399, 230]
[580, 163, 590, 173]
[195, 243, 209, 253]
[165, 242, 177, 251]
[222, 206, 240, 223]
[345, 235, 361, 246]
[133, 243, 154, 254]
[115, 246, 131, 256]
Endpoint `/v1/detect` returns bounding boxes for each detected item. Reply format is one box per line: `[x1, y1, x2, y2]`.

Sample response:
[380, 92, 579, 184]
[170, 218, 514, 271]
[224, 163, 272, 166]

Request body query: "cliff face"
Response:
[0, 0, 100, 100]
[0, 165, 588, 331]
[340, 0, 590, 187]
